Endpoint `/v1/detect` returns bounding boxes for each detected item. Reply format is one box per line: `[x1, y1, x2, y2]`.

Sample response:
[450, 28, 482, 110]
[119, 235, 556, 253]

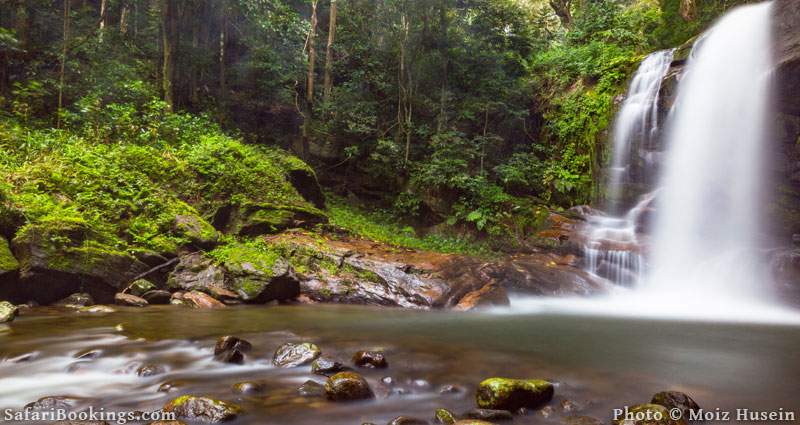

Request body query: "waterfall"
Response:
[582, 51, 673, 286]
[644, 1, 775, 307]
[605, 50, 674, 215]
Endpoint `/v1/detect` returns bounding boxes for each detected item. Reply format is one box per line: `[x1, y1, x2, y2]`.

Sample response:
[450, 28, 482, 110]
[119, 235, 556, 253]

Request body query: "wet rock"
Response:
[168, 253, 226, 292]
[560, 399, 582, 413]
[324, 371, 374, 401]
[0, 300, 16, 323]
[214, 336, 252, 364]
[453, 283, 509, 311]
[272, 342, 321, 368]
[388, 417, 428, 425]
[650, 391, 700, 420]
[0, 235, 19, 275]
[476, 378, 554, 411]
[434, 408, 457, 425]
[163, 395, 241, 423]
[55, 293, 95, 308]
[77, 305, 116, 314]
[182, 291, 226, 309]
[75, 349, 102, 359]
[142, 290, 172, 305]
[24, 396, 83, 412]
[464, 409, 513, 421]
[311, 355, 347, 376]
[136, 364, 167, 377]
[298, 380, 326, 397]
[174, 214, 219, 249]
[158, 381, 186, 393]
[115, 293, 149, 307]
[352, 350, 388, 369]
[540, 406, 555, 418]
[612, 404, 686, 425]
[128, 279, 156, 297]
[439, 384, 464, 394]
[232, 381, 266, 395]
[564, 416, 603, 425]
[203, 285, 241, 303]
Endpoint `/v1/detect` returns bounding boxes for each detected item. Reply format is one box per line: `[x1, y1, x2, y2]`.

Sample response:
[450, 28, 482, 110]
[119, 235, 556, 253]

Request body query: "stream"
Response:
[2, 305, 799, 424]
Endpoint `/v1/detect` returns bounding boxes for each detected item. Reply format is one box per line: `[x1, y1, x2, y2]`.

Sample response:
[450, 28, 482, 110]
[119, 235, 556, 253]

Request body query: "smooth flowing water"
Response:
[1, 306, 799, 424]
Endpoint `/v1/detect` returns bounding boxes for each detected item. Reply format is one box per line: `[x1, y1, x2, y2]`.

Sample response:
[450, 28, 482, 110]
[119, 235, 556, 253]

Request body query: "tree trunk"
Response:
[549, 0, 572, 29]
[303, 0, 319, 159]
[161, 0, 175, 111]
[120, 4, 129, 34]
[57, 0, 70, 128]
[99, 0, 107, 42]
[436, 0, 448, 133]
[323, 0, 337, 103]
[219, 1, 227, 103]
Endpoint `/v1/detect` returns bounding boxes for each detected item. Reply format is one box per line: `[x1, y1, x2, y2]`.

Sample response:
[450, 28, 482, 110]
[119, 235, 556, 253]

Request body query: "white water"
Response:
[513, 1, 800, 324]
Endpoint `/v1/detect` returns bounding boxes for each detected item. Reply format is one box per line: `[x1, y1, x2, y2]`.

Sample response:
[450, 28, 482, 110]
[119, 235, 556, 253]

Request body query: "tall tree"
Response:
[99, 0, 108, 42]
[161, 0, 176, 111]
[323, 0, 337, 103]
[549, 0, 572, 28]
[219, 0, 227, 103]
[302, 0, 319, 158]
[57, 0, 71, 128]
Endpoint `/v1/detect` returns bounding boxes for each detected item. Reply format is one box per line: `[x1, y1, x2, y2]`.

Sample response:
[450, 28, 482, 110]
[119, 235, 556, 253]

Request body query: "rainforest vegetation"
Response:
[0, 0, 746, 256]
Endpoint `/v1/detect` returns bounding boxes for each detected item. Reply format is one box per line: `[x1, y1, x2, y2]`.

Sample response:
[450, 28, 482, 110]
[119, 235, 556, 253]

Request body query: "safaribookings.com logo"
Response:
[3, 407, 176, 424]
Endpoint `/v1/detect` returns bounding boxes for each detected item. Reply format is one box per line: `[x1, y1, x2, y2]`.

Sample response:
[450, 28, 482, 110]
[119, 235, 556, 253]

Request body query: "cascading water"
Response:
[582, 50, 673, 286]
[644, 1, 774, 307]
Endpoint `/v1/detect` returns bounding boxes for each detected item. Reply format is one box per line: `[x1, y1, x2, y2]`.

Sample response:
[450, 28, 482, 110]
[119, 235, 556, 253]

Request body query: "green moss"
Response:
[476, 378, 554, 410]
[0, 236, 19, 272]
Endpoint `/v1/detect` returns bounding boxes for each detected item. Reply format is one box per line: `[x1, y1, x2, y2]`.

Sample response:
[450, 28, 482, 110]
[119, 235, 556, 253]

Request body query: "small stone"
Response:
[540, 405, 554, 418]
[561, 399, 582, 412]
[434, 408, 456, 425]
[651, 391, 700, 419]
[0, 301, 17, 323]
[352, 350, 388, 368]
[324, 371, 374, 401]
[311, 355, 347, 376]
[388, 417, 428, 425]
[232, 381, 266, 394]
[272, 342, 321, 368]
[158, 381, 186, 393]
[128, 279, 157, 296]
[439, 384, 463, 394]
[142, 290, 172, 305]
[464, 408, 513, 421]
[298, 380, 326, 397]
[476, 377, 554, 411]
[55, 293, 94, 308]
[136, 364, 167, 377]
[381, 376, 395, 386]
[163, 395, 241, 423]
[78, 305, 116, 314]
[183, 291, 226, 309]
[214, 336, 252, 364]
[24, 396, 83, 412]
[115, 293, 149, 307]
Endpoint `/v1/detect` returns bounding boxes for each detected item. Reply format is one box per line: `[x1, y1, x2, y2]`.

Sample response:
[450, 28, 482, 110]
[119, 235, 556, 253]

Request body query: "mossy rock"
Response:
[0, 301, 17, 323]
[163, 395, 241, 423]
[11, 220, 149, 304]
[434, 408, 457, 425]
[324, 371, 374, 401]
[209, 242, 300, 303]
[476, 378, 554, 411]
[612, 403, 686, 425]
[128, 279, 157, 297]
[272, 342, 321, 368]
[220, 203, 327, 236]
[0, 236, 19, 274]
[174, 214, 218, 249]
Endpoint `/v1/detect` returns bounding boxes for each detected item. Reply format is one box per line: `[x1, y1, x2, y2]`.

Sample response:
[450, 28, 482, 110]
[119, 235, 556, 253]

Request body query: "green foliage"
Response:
[326, 196, 492, 256]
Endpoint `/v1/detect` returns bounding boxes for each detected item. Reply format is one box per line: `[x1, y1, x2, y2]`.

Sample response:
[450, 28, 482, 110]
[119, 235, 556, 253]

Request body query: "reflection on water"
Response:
[1, 305, 799, 424]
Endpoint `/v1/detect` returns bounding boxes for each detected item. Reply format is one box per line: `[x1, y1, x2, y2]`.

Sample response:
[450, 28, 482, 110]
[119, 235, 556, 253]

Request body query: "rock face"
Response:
[775, 0, 800, 117]
[163, 395, 241, 423]
[475, 378, 554, 411]
[224, 256, 299, 303]
[272, 342, 321, 368]
[10, 221, 149, 304]
[324, 371, 374, 401]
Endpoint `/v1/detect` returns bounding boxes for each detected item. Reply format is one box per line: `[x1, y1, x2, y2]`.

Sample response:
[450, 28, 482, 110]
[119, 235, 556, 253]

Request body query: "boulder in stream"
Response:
[464, 408, 513, 421]
[0, 300, 16, 323]
[55, 293, 95, 308]
[324, 371, 374, 401]
[182, 291, 226, 309]
[352, 350, 388, 369]
[476, 378, 554, 411]
[214, 336, 252, 364]
[232, 381, 266, 395]
[115, 293, 149, 307]
[311, 355, 347, 376]
[163, 395, 241, 423]
[272, 342, 321, 367]
[434, 408, 457, 425]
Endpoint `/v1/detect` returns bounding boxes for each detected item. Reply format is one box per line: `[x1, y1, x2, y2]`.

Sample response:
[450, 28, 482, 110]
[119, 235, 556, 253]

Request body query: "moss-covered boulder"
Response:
[612, 404, 686, 425]
[128, 279, 157, 297]
[0, 236, 18, 274]
[174, 214, 218, 249]
[163, 395, 241, 423]
[11, 220, 149, 304]
[210, 242, 299, 303]
[272, 342, 321, 368]
[219, 203, 327, 236]
[434, 408, 456, 425]
[0, 301, 17, 323]
[476, 378, 554, 411]
[324, 371, 374, 401]
[168, 253, 226, 292]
